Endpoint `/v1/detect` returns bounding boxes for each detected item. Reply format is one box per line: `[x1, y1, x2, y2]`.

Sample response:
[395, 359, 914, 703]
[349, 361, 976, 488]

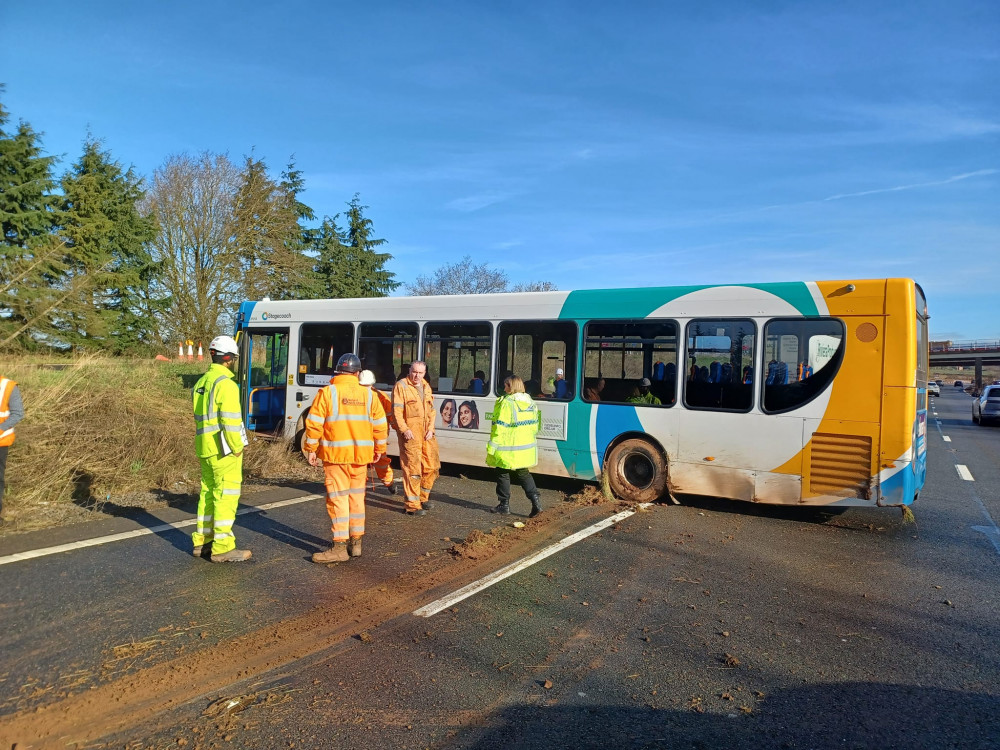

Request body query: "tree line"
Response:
[0, 87, 557, 354]
[0, 88, 398, 353]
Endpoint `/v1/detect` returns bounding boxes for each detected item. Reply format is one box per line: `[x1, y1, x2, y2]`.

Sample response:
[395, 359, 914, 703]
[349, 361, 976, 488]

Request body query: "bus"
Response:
[233, 278, 928, 509]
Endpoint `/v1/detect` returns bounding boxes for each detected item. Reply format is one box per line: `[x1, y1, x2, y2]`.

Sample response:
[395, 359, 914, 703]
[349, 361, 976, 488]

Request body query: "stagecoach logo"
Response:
[260, 311, 292, 321]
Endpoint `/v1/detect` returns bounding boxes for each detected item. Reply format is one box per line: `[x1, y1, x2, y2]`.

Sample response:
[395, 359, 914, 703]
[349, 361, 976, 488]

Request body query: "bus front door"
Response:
[239, 328, 290, 436]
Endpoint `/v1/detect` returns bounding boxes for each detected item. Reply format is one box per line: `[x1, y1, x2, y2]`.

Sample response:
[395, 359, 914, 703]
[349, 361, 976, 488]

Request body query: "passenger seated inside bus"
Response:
[469, 370, 486, 394]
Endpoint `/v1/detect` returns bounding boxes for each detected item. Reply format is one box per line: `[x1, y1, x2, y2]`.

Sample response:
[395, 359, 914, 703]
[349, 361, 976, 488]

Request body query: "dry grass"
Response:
[1, 354, 312, 532]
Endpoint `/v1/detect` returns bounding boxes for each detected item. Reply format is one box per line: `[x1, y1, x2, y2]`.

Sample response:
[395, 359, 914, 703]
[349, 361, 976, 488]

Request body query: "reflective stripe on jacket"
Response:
[392, 378, 435, 435]
[193, 364, 244, 458]
[486, 393, 540, 469]
[304, 374, 388, 464]
[0, 377, 17, 447]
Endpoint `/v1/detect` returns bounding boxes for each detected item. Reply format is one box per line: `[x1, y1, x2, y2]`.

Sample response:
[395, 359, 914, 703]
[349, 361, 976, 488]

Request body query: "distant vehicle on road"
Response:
[972, 385, 1000, 425]
[927, 382, 940, 397]
[954, 380, 964, 388]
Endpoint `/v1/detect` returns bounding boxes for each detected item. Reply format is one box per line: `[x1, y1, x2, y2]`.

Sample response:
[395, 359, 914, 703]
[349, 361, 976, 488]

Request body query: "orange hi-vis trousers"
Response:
[400, 435, 439, 512]
[370, 452, 393, 487]
[323, 463, 367, 541]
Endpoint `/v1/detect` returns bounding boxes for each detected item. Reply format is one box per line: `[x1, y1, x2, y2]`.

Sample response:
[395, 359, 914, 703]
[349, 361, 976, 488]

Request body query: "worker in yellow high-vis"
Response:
[192, 335, 251, 563]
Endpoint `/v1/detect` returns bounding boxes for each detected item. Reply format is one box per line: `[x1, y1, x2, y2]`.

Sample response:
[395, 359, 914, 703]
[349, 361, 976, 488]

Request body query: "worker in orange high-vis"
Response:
[0, 374, 25, 521]
[359, 370, 397, 495]
[392, 360, 440, 516]
[304, 354, 388, 563]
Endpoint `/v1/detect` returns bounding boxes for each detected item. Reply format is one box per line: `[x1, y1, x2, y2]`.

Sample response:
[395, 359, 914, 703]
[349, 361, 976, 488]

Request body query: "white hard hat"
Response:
[209, 335, 239, 356]
[555, 368, 564, 376]
[359, 369, 376, 386]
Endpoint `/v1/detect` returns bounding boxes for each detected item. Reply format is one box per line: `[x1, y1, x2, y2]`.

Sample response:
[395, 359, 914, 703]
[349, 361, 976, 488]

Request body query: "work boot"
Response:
[406, 508, 427, 517]
[347, 537, 362, 558]
[492, 502, 510, 515]
[421, 500, 435, 510]
[192, 544, 212, 558]
[528, 493, 542, 519]
[210, 548, 252, 563]
[385, 482, 397, 495]
[312, 543, 349, 564]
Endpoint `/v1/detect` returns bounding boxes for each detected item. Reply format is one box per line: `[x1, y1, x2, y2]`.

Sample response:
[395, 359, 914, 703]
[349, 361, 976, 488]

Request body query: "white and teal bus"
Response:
[234, 278, 928, 509]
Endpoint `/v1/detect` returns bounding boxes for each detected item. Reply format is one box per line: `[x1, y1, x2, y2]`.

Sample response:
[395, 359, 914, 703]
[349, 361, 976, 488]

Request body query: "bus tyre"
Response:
[605, 439, 668, 504]
[295, 427, 309, 457]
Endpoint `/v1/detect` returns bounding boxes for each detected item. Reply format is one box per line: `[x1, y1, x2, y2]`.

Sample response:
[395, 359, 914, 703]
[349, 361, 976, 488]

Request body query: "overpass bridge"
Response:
[929, 340, 1000, 392]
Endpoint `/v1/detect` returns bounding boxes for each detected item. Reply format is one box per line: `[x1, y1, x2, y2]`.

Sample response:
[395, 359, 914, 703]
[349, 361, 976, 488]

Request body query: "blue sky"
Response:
[2, 1, 997, 340]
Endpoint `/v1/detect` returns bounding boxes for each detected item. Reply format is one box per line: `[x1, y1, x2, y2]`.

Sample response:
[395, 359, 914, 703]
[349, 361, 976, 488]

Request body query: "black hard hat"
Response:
[336, 353, 362, 374]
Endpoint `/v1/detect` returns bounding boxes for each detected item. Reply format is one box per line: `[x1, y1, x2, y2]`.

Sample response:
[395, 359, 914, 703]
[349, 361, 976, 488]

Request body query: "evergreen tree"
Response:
[313, 195, 398, 299]
[233, 154, 313, 302]
[279, 159, 320, 299]
[0, 88, 64, 349]
[56, 138, 159, 352]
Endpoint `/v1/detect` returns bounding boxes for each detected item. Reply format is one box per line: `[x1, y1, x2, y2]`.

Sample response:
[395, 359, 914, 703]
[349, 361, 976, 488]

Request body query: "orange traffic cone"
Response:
[178, 342, 184, 359]
[197, 342, 204, 361]
[187, 341, 194, 361]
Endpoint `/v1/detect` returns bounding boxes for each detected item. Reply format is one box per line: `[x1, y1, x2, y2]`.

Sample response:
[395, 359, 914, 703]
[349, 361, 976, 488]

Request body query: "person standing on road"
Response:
[392, 361, 440, 516]
[0, 374, 25, 521]
[192, 336, 251, 563]
[359, 369, 397, 495]
[487, 374, 543, 518]
[305, 354, 388, 563]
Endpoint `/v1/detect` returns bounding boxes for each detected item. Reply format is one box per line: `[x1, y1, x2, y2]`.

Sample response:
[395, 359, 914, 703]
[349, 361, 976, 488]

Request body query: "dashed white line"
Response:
[0, 494, 322, 567]
[956, 465, 975, 481]
[942, 436, 952, 442]
[414, 505, 649, 617]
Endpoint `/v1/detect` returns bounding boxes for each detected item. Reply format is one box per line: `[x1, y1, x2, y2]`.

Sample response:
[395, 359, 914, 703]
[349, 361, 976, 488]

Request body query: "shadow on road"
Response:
[454, 682, 999, 749]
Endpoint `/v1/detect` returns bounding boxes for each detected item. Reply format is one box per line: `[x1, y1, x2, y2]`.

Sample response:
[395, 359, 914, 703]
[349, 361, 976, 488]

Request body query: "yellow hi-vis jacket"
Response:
[486, 393, 540, 470]
[193, 364, 246, 458]
[0, 377, 18, 447]
[304, 374, 388, 465]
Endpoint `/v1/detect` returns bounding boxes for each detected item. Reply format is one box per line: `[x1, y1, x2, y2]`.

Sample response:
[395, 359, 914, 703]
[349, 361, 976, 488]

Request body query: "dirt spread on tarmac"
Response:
[0, 490, 640, 749]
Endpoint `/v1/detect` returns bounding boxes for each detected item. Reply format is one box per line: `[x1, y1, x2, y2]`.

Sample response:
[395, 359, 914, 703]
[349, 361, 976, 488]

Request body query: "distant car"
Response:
[927, 382, 940, 397]
[954, 380, 964, 388]
[972, 385, 1000, 425]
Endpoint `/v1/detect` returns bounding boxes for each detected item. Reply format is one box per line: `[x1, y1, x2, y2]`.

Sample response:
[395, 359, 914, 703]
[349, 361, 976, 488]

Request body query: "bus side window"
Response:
[423, 322, 493, 395]
[583, 319, 679, 407]
[762, 319, 846, 413]
[684, 319, 756, 412]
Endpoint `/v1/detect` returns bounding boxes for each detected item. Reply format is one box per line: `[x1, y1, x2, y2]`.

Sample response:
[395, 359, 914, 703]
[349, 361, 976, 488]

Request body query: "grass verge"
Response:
[1, 354, 313, 533]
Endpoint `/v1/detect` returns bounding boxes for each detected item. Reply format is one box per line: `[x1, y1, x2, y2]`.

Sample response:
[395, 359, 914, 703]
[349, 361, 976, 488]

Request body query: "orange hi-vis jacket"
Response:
[0, 377, 17, 447]
[392, 378, 436, 435]
[304, 374, 388, 465]
[372, 388, 396, 430]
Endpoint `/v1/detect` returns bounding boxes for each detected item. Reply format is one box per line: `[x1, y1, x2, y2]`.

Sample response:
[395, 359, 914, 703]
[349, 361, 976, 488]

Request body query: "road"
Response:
[1, 388, 997, 749]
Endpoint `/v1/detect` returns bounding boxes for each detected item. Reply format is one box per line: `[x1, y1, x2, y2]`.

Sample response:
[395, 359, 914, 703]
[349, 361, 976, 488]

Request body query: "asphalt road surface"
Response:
[1, 388, 997, 749]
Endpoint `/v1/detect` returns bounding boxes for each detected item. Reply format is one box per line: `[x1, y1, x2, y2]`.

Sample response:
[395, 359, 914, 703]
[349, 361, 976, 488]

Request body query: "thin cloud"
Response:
[822, 170, 998, 202]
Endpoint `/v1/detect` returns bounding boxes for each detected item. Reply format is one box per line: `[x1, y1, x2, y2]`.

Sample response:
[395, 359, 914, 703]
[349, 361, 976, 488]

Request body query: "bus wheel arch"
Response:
[602, 433, 669, 504]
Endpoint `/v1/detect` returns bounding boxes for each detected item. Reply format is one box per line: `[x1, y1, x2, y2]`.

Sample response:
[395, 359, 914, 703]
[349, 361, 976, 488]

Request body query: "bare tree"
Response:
[144, 152, 241, 344]
[407, 255, 555, 296]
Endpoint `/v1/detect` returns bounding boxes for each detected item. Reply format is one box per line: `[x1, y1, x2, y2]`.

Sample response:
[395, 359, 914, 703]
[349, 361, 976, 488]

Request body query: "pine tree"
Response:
[313, 196, 398, 299]
[0, 89, 64, 349]
[56, 138, 159, 352]
[232, 154, 313, 302]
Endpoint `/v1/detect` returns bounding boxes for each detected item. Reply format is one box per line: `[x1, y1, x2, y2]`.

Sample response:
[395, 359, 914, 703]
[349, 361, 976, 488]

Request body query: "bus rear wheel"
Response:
[605, 438, 668, 504]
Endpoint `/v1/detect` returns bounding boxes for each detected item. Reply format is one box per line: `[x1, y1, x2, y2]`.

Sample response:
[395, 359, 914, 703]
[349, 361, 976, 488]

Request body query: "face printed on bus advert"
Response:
[440, 399, 456, 425]
[458, 401, 479, 429]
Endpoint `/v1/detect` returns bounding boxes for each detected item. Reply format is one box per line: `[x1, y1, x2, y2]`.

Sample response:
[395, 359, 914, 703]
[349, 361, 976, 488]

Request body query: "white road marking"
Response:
[414, 505, 649, 617]
[943, 436, 951, 442]
[0, 494, 322, 567]
[956, 465, 974, 481]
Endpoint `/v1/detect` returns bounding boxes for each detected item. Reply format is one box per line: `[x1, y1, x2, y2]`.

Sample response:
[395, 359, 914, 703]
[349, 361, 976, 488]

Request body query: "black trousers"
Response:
[0, 445, 7, 513]
[496, 467, 537, 505]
